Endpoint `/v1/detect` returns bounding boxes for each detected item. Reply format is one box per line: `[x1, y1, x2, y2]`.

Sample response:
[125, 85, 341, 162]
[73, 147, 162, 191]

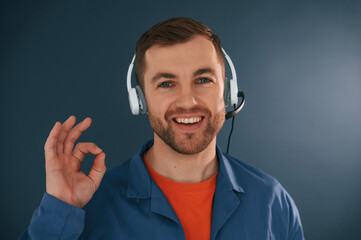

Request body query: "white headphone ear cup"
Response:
[224, 78, 230, 106]
[129, 88, 140, 115]
[135, 85, 147, 114]
[224, 78, 230, 107]
[229, 79, 239, 106]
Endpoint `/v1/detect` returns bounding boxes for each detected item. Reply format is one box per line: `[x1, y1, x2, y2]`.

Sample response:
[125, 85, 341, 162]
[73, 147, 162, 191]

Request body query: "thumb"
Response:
[88, 152, 106, 190]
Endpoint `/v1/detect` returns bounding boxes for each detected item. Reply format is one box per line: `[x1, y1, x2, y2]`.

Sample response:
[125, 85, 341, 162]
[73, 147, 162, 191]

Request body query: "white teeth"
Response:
[175, 117, 202, 124]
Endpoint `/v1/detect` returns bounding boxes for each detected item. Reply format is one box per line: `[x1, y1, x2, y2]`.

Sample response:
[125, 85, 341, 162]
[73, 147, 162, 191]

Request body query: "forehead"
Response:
[143, 36, 223, 78]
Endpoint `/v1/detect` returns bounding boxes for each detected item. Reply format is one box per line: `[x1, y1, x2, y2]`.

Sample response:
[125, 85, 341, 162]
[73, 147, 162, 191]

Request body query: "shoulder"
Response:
[223, 154, 303, 239]
[223, 153, 282, 193]
[221, 153, 299, 213]
[223, 154, 304, 238]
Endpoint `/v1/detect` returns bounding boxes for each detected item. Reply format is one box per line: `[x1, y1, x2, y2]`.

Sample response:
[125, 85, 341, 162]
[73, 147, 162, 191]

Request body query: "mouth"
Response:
[171, 116, 205, 132]
[173, 116, 203, 124]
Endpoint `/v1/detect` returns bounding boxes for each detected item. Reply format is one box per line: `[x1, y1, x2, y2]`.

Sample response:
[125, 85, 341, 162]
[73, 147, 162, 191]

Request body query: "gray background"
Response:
[1, 0, 360, 239]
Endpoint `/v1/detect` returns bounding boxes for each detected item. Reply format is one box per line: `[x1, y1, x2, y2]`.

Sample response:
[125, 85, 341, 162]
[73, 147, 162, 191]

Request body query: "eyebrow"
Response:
[151, 73, 176, 84]
[194, 68, 216, 77]
[151, 68, 217, 84]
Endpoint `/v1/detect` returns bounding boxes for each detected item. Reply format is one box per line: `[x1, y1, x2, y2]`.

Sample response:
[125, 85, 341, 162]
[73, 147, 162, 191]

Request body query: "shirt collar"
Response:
[215, 145, 244, 193]
[127, 139, 244, 199]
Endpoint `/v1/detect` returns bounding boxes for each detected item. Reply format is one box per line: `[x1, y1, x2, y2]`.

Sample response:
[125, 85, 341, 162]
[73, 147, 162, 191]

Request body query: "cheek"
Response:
[216, 97, 226, 113]
[144, 88, 159, 114]
[146, 95, 170, 117]
[210, 88, 226, 112]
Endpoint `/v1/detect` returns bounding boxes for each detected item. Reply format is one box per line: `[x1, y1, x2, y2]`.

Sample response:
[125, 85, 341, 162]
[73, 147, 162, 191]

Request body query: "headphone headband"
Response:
[127, 55, 136, 93]
[222, 48, 237, 84]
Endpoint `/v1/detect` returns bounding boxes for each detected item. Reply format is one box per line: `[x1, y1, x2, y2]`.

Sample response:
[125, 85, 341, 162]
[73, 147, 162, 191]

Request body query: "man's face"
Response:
[143, 36, 225, 154]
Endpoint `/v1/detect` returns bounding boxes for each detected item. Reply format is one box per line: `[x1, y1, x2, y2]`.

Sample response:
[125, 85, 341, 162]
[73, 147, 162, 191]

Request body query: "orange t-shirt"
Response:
[143, 158, 217, 240]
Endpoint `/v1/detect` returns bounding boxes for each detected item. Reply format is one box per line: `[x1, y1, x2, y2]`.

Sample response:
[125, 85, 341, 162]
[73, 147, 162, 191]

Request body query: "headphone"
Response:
[127, 48, 245, 119]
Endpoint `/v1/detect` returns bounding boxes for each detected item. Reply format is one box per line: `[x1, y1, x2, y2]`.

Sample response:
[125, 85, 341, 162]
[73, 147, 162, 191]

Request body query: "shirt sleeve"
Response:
[270, 181, 305, 240]
[285, 193, 305, 240]
[18, 193, 85, 240]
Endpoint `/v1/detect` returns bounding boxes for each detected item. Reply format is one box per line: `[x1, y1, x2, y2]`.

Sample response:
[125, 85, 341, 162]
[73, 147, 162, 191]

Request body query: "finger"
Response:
[56, 116, 77, 156]
[72, 142, 103, 163]
[44, 121, 62, 160]
[63, 117, 92, 155]
[88, 152, 106, 190]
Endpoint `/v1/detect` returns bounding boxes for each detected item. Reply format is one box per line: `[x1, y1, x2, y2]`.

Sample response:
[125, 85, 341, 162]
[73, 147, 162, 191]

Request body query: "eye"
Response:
[159, 81, 171, 88]
[198, 78, 211, 84]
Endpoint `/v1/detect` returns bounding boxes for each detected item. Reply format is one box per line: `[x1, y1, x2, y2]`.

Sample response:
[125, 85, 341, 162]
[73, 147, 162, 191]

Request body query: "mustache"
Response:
[165, 106, 211, 120]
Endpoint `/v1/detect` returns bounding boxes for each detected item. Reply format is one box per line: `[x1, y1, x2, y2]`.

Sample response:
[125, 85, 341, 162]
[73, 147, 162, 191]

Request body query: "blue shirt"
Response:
[20, 140, 304, 239]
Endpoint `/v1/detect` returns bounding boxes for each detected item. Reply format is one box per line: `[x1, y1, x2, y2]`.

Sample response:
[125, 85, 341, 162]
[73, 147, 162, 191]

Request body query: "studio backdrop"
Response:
[1, 0, 360, 239]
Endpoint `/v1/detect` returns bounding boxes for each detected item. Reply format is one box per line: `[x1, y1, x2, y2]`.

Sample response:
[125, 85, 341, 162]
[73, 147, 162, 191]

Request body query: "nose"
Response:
[174, 84, 198, 109]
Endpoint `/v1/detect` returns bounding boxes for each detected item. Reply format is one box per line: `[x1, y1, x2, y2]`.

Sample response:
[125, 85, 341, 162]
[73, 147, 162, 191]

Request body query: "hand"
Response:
[44, 116, 106, 208]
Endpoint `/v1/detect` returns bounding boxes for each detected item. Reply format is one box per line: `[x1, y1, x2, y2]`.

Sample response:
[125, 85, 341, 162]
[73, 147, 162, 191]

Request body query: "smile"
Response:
[171, 116, 205, 132]
[174, 117, 202, 124]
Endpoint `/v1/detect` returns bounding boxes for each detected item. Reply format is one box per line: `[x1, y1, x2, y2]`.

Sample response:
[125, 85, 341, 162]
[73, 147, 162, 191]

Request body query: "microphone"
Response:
[225, 91, 245, 120]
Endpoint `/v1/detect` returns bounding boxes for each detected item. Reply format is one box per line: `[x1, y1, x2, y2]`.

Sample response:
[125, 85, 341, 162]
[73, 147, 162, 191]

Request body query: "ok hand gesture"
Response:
[44, 116, 106, 208]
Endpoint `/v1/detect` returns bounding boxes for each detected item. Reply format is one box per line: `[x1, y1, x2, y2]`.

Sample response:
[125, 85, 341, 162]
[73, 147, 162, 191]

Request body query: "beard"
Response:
[148, 106, 225, 155]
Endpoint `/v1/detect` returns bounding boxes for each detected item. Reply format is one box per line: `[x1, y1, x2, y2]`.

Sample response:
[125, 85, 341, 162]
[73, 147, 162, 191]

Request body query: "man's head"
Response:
[135, 17, 226, 154]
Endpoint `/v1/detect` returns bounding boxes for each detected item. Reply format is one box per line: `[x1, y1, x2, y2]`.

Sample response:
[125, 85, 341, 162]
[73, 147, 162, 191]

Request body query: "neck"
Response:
[144, 134, 219, 183]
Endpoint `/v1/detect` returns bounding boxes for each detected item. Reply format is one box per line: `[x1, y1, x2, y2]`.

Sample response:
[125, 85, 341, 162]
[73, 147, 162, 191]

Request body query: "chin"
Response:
[167, 133, 216, 155]
[153, 120, 221, 155]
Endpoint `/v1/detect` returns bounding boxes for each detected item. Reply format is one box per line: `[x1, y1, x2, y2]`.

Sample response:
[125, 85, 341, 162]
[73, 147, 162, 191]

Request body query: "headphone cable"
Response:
[226, 105, 236, 155]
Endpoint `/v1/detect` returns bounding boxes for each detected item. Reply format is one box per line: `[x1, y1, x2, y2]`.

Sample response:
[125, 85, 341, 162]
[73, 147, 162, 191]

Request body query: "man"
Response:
[20, 17, 304, 239]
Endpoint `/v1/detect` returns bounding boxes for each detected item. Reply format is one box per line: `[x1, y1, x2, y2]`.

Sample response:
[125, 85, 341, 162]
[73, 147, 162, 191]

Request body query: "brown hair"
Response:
[135, 17, 224, 89]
